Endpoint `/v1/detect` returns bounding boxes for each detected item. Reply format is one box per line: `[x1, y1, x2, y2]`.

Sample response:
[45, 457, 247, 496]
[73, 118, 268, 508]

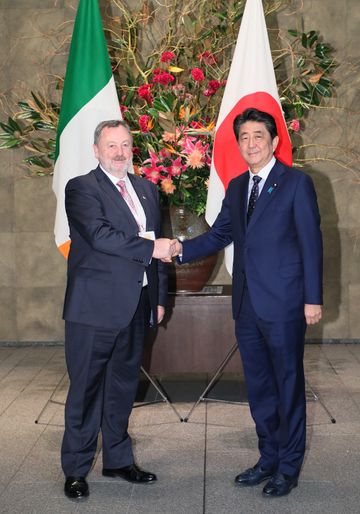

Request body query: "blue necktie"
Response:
[247, 175, 262, 223]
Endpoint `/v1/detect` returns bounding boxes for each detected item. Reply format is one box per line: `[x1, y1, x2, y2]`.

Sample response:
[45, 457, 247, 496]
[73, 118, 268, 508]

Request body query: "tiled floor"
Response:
[0, 344, 360, 514]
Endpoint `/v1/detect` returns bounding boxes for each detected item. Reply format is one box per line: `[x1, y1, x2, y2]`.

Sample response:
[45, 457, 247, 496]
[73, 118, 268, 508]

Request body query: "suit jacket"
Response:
[63, 166, 167, 329]
[182, 160, 323, 322]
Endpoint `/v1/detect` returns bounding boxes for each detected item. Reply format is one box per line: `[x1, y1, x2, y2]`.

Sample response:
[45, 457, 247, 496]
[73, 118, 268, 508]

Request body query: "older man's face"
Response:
[94, 125, 133, 178]
[237, 120, 278, 174]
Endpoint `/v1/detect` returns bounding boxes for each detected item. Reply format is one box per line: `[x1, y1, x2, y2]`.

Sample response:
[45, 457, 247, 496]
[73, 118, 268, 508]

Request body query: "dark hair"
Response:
[233, 108, 278, 141]
[94, 119, 132, 145]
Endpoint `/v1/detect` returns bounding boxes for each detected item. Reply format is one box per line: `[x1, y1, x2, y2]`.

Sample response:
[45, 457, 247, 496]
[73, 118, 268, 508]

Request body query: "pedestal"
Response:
[143, 285, 242, 374]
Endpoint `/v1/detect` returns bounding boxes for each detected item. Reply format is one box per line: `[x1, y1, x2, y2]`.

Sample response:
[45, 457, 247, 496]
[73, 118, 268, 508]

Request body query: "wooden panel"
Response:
[143, 286, 243, 373]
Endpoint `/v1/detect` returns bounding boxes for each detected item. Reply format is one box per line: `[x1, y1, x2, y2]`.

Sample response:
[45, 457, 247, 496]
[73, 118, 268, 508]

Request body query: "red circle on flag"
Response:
[213, 92, 292, 189]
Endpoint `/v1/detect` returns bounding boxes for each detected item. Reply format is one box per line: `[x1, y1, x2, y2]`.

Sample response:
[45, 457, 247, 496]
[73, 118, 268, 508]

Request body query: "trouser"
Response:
[61, 287, 150, 477]
[235, 286, 306, 477]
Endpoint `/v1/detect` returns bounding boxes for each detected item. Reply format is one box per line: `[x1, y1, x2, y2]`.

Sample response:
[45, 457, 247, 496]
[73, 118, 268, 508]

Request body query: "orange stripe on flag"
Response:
[58, 240, 71, 260]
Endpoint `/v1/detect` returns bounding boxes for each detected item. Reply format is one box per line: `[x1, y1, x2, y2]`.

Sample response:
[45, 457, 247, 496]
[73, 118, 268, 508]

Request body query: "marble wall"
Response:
[0, 0, 359, 342]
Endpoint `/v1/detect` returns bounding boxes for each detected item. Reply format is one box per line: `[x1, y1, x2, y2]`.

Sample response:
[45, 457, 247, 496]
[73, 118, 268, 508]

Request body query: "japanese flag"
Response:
[206, 0, 292, 273]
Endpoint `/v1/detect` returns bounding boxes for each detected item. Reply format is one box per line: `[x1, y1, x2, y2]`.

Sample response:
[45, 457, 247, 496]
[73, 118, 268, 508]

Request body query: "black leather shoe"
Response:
[235, 464, 275, 486]
[102, 464, 157, 484]
[64, 476, 89, 499]
[263, 472, 298, 497]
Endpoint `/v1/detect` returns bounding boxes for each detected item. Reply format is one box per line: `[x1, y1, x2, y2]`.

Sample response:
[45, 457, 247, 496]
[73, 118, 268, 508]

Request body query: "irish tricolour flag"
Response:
[52, 0, 121, 258]
[205, 0, 292, 272]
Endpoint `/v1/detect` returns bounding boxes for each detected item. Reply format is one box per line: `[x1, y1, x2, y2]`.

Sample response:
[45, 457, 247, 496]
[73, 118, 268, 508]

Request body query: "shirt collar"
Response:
[249, 156, 276, 183]
[100, 164, 129, 187]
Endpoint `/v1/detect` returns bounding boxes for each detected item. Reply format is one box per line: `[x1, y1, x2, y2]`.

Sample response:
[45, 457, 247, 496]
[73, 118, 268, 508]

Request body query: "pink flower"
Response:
[198, 51, 217, 66]
[120, 104, 128, 114]
[152, 71, 175, 85]
[137, 84, 153, 104]
[191, 67, 205, 82]
[289, 119, 300, 132]
[141, 150, 164, 184]
[139, 114, 152, 133]
[160, 177, 176, 194]
[169, 157, 186, 177]
[160, 51, 176, 63]
[182, 139, 209, 168]
[159, 147, 172, 159]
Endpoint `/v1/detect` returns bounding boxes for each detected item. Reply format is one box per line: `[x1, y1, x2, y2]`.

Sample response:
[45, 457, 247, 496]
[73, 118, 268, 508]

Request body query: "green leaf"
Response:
[301, 32, 308, 48]
[318, 76, 333, 87]
[0, 138, 21, 148]
[8, 117, 21, 132]
[315, 43, 331, 59]
[318, 58, 337, 70]
[307, 30, 318, 47]
[297, 55, 306, 68]
[31, 92, 45, 110]
[0, 122, 14, 134]
[314, 83, 332, 97]
[148, 108, 159, 118]
[288, 29, 299, 37]
[298, 90, 313, 104]
[23, 156, 49, 167]
[33, 121, 56, 131]
[294, 104, 304, 118]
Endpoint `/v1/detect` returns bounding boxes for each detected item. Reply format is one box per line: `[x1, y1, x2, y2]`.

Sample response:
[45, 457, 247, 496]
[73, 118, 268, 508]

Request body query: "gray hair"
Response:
[93, 119, 133, 145]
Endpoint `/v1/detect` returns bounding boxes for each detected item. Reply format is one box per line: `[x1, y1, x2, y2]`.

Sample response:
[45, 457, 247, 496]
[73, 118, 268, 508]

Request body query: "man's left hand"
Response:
[304, 304, 322, 325]
[157, 305, 165, 324]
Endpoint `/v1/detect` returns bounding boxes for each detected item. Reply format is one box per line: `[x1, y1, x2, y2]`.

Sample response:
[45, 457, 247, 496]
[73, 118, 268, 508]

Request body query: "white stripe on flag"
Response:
[52, 77, 121, 249]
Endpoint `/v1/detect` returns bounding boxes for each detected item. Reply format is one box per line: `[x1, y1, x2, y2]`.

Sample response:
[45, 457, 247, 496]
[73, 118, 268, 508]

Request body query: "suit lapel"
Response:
[238, 172, 250, 232]
[247, 161, 285, 229]
[94, 166, 139, 231]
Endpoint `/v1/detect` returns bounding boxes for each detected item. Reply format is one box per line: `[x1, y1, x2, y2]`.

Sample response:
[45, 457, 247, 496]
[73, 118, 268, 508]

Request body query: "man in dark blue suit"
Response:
[173, 108, 323, 497]
[61, 120, 172, 500]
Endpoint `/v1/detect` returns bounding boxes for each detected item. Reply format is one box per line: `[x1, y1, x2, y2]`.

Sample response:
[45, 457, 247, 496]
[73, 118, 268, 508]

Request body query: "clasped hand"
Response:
[152, 238, 182, 262]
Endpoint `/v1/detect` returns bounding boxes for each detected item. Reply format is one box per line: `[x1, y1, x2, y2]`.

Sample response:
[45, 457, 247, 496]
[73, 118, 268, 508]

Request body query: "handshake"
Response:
[152, 238, 183, 262]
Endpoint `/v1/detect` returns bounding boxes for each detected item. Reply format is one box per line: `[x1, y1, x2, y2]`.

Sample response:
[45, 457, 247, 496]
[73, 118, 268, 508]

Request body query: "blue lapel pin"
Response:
[267, 183, 277, 194]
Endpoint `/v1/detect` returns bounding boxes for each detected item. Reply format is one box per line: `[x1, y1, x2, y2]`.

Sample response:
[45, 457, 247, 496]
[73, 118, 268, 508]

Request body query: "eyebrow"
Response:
[240, 130, 264, 136]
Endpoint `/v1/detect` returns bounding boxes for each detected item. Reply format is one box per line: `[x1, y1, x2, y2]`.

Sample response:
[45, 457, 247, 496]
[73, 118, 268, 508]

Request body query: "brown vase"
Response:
[162, 204, 218, 293]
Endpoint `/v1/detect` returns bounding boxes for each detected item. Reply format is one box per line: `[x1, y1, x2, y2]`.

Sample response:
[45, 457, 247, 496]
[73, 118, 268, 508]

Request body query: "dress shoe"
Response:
[64, 476, 89, 499]
[263, 472, 298, 497]
[235, 464, 275, 486]
[102, 464, 157, 484]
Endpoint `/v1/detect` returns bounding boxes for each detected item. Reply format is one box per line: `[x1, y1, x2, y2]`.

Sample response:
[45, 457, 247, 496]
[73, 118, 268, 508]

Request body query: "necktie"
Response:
[247, 175, 262, 223]
[117, 180, 144, 231]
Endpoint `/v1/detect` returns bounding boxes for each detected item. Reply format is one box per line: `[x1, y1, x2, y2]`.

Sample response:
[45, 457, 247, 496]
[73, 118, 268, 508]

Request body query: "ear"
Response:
[272, 135, 279, 153]
[93, 144, 99, 159]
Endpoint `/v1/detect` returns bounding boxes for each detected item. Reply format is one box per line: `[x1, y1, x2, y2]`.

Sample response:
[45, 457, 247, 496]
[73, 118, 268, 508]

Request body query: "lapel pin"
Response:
[267, 183, 277, 194]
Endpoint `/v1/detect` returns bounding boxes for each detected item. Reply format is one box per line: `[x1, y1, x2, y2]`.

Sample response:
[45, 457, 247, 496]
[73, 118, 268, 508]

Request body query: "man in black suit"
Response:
[173, 108, 323, 497]
[61, 119, 172, 500]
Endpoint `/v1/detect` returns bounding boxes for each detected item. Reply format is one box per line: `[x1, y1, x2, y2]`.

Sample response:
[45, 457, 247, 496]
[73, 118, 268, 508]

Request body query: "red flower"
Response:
[289, 119, 300, 132]
[139, 114, 152, 133]
[137, 84, 153, 104]
[120, 104, 128, 114]
[198, 51, 217, 66]
[203, 79, 221, 97]
[191, 67, 205, 82]
[160, 51, 176, 63]
[152, 71, 175, 85]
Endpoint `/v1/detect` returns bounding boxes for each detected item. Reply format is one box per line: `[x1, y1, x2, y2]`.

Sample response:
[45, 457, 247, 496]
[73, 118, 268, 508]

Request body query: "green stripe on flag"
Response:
[55, 0, 112, 160]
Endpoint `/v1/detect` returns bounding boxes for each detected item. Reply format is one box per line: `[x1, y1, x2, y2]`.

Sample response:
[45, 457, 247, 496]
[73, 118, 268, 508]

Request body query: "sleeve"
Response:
[65, 177, 154, 266]
[293, 173, 323, 304]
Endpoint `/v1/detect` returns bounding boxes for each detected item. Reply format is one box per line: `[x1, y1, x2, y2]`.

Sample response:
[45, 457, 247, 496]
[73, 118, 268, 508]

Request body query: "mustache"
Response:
[112, 156, 128, 161]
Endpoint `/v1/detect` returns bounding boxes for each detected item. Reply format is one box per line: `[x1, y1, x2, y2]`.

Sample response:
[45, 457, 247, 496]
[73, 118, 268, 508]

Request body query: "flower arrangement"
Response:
[0, 0, 340, 216]
[121, 50, 226, 215]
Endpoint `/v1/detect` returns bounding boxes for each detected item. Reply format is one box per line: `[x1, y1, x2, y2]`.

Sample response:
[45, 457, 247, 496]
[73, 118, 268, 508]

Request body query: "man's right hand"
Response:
[152, 238, 175, 261]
